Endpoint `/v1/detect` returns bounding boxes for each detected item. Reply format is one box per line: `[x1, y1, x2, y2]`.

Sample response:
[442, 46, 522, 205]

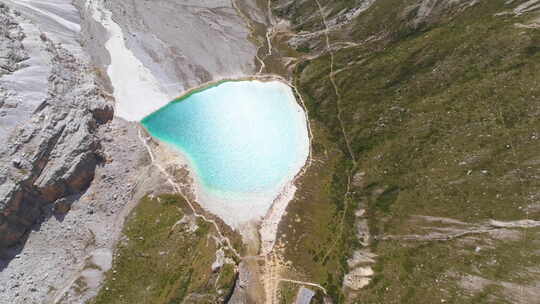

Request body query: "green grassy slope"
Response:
[273, 0, 540, 302]
[91, 195, 236, 304]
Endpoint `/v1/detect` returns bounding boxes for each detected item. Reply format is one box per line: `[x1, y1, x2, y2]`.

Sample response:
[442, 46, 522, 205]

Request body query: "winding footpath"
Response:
[313, 0, 359, 267]
[314, 0, 357, 165]
[137, 129, 241, 260]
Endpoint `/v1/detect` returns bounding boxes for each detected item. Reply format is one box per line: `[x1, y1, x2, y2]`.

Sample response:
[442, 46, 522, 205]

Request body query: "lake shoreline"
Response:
[141, 80, 311, 250]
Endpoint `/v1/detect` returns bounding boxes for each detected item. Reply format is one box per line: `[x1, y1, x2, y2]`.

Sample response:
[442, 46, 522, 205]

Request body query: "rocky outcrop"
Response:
[227, 261, 255, 304]
[0, 4, 113, 250]
[403, 0, 482, 27]
[294, 287, 316, 304]
[0, 4, 28, 77]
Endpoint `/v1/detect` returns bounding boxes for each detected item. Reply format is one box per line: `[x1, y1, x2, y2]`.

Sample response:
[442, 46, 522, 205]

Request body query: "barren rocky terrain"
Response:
[1, 0, 540, 303]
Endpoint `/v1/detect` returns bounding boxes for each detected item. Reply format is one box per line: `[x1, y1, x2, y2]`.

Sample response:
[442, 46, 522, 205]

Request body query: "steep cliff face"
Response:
[0, 3, 112, 249]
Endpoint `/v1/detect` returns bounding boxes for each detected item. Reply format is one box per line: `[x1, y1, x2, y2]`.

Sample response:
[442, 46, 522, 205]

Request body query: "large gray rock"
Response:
[227, 261, 253, 304]
[295, 287, 316, 304]
[0, 5, 28, 77]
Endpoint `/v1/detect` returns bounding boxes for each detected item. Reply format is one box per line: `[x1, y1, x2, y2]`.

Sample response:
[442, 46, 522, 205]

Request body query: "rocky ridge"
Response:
[0, 4, 28, 78]
[0, 3, 113, 250]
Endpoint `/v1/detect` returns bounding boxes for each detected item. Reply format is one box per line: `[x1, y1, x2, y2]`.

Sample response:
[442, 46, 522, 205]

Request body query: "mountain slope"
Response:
[269, 0, 540, 302]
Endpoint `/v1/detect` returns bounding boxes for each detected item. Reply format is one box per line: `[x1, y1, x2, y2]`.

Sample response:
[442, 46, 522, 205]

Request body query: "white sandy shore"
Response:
[89, 0, 309, 250]
[87, 0, 172, 121]
[190, 81, 309, 233]
[145, 80, 310, 248]
[259, 81, 313, 255]
[259, 181, 298, 255]
[155, 135, 305, 248]
[190, 82, 306, 220]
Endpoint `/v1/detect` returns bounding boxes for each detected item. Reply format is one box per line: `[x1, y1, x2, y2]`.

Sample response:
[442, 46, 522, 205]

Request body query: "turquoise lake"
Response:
[141, 80, 309, 211]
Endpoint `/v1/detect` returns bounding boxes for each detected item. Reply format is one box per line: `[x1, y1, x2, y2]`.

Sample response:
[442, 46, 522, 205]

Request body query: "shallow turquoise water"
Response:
[141, 80, 309, 201]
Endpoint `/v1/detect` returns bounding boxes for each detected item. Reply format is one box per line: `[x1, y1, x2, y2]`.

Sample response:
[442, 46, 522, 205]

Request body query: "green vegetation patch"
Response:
[363, 227, 540, 303]
[277, 119, 360, 302]
[91, 194, 236, 304]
